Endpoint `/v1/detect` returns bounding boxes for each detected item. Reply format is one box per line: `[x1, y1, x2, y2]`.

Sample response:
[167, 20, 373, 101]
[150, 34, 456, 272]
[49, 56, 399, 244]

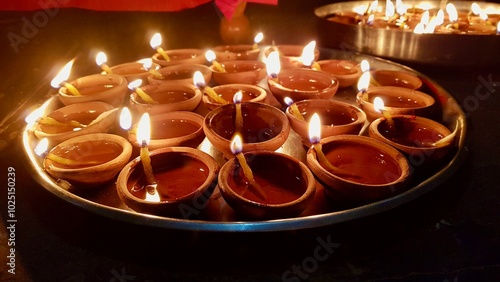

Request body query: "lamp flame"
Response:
[254, 32, 264, 44]
[141, 58, 153, 71]
[367, 0, 378, 14]
[25, 100, 50, 127]
[150, 33, 162, 49]
[284, 97, 294, 106]
[373, 97, 386, 113]
[385, 0, 395, 18]
[50, 60, 75, 88]
[233, 90, 243, 104]
[357, 72, 371, 92]
[193, 71, 206, 87]
[205, 50, 216, 63]
[265, 51, 281, 77]
[119, 107, 132, 130]
[360, 60, 370, 72]
[35, 138, 49, 157]
[446, 3, 458, 22]
[300, 40, 317, 67]
[230, 134, 243, 155]
[95, 52, 108, 66]
[395, 0, 407, 15]
[128, 79, 143, 90]
[471, 3, 481, 15]
[353, 4, 368, 15]
[137, 113, 151, 147]
[308, 113, 321, 145]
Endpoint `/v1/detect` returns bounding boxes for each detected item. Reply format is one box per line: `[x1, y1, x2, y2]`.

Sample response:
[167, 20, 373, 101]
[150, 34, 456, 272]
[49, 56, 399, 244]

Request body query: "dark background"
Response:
[1, 1, 499, 281]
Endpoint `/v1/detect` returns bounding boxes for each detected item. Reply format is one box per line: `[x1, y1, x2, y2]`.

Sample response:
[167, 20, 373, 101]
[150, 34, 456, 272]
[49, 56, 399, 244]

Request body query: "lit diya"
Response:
[150, 33, 205, 67]
[266, 51, 339, 105]
[370, 69, 423, 90]
[52, 60, 128, 107]
[213, 32, 264, 61]
[316, 59, 362, 88]
[129, 80, 203, 115]
[203, 101, 290, 158]
[285, 99, 366, 146]
[38, 133, 132, 187]
[107, 58, 161, 83]
[202, 84, 267, 111]
[147, 64, 212, 85]
[264, 42, 320, 69]
[210, 60, 267, 85]
[32, 101, 118, 144]
[116, 113, 218, 216]
[217, 134, 316, 219]
[369, 115, 456, 165]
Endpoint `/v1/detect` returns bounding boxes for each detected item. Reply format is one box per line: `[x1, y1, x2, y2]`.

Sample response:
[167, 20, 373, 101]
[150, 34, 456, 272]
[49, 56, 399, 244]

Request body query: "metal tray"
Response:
[315, 1, 500, 67]
[21, 49, 467, 232]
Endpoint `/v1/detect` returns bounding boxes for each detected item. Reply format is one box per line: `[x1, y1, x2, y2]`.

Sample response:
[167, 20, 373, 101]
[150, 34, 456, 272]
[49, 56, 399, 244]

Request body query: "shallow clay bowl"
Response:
[109, 61, 161, 83]
[59, 74, 128, 107]
[369, 115, 454, 165]
[268, 68, 339, 105]
[203, 84, 267, 111]
[370, 70, 423, 90]
[203, 102, 290, 158]
[356, 86, 435, 121]
[116, 147, 219, 216]
[306, 135, 411, 203]
[213, 45, 260, 61]
[43, 133, 132, 187]
[218, 151, 316, 219]
[129, 82, 202, 115]
[33, 101, 118, 144]
[147, 64, 211, 85]
[211, 60, 266, 85]
[317, 59, 362, 88]
[264, 45, 320, 69]
[152, 49, 206, 67]
[128, 111, 205, 150]
[286, 99, 366, 146]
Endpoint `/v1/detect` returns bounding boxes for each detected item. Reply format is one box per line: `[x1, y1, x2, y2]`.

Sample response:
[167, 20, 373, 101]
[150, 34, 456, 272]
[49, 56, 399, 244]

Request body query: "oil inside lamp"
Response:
[50, 60, 81, 96]
[150, 33, 170, 62]
[265, 50, 281, 79]
[230, 134, 267, 201]
[193, 71, 228, 104]
[300, 40, 320, 70]
[95, 51, 112, 74]
[128, 79, 158, 104]
[205, 50, 226, 72]
[373, 97, 394, 126]
[252, 32, 264, 49]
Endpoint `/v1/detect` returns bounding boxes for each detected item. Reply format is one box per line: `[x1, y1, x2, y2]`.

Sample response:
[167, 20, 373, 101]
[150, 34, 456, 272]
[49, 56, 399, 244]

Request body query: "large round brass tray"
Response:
[315, 1, 500, 67]
[21, 49, 467, 232]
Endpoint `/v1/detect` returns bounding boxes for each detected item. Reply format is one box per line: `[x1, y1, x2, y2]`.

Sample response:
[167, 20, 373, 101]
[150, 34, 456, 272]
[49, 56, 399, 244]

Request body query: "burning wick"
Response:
[205, 50, 226, 73]
[233, 91, 244, 133]
[35, 138, 101, 166]
[137, 113, 157, 187]
[300, 40, 321, 70]
[141, 58, 163, 79]
[50, 60, 81, 96]
[128, 79, 158, 104]
[193, 71, 228, 104]
[252, 32, 264, 49]
[95, 51, 112, 74]
[373, 97, 394, 127]
[308, 113, 358, 178]
[284, 97, 305, 121]
[230, 134, 267, 201]
[150, 33, 170, 62]
[265, 51, 281, 80]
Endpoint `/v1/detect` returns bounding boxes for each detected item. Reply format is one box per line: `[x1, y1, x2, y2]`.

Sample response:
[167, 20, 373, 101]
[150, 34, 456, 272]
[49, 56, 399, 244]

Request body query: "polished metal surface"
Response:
[21, 49, 467, 232]
[315, 1, 500, 67]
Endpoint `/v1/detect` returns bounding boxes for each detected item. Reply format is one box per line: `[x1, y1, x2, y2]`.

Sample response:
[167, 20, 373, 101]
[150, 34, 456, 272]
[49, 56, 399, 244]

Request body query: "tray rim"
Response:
[20, 49, 468, 232]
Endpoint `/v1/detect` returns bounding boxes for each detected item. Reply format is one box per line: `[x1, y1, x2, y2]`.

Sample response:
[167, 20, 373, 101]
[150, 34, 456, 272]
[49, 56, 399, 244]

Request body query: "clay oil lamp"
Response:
[150, 33, 205, 67]
[116, 113, 219, 216]
[369, 115, 456, 165]
[217, 134, 316, 219]
[147, 64, 212, 85]
[37, 133, 132, 187]
[355, 71, 435, 121]
[316, 59, 362, 88]
[128, 111, 205, 150]
[266, 51, 339, 106]
[370, 70, 423, 90]
[107, 58, 161, 83]
[285, 98, 366, 146]
[213, 32, 263, 61]
[32, 101, 118, 144]
[202, 84, 267, 111]
[264, 43, 320, 69]
[128, 79, 202, 116]
[210, 59, 267, 85]
[203, 101, 290, 158]
[53, 60, 128, 107]
[306, 115, 411, 203]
